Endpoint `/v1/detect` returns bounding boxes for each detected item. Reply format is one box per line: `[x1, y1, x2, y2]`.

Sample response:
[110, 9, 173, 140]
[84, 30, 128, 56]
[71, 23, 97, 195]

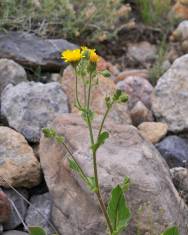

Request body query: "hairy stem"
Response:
[86, 73, 113, 234]
[98, 104, 112, 138]
[75, 68, 82, 109]
[84, 82, 87, 107]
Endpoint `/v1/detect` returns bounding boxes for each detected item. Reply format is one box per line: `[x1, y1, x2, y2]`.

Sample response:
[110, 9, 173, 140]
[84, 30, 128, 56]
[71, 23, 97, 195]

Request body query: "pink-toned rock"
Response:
[130, 101, 154, 126]
[0, 191, 11, 223]
[115, 69, 149, 83]
[60, 65, 131, 125]
[138, 122, 168, 144]
[97, 57, 120, 78]
[116, 76, 153, 109]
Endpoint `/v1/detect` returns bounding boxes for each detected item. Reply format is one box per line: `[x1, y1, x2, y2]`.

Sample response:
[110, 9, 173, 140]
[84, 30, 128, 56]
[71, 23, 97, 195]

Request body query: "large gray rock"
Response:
[0, 126, 41, 188]
[156, 135, 188, 168]
[39, 114, 188, 235]
[0, 32, 77, 72]
[0, 59, 27, 94]
[25, 193, 53, 235]
[3, 189, 28, 230]
[1, 82, 69, 143]
[152, 55, 188, 133]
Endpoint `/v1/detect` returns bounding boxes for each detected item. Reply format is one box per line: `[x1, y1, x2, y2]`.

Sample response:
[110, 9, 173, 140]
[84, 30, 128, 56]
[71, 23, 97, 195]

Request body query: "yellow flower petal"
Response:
[61, 49, 82, 63]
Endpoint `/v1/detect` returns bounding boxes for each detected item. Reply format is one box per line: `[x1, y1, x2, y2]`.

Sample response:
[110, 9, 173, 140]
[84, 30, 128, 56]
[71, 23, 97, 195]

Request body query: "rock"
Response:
[0, 126, 41, 188]
[161, 60, 171, 72]
[3, 189, 28, 230]
[171, 21, 188, 42]
[0, 59, 27, 94]
[127, 41, 157, 68]
[28, 178, 49, 196]
[170, 21, 188, 54]
[172, 0, 188, 19]
[130, 101, 154, 126]
[25, 193, 53, 235]
[3, 231, 28, 235]
[60, 65, 131, 125]
[138, 122, 168, 144]
[115, 69, 149, 83]
[166, 43, 182, 63]
[116, 76, 153, 109]
[97, 57, 120, 79]
[1, 82, 69, 143]
[0, 32, 77, 72]
[182, 39, 188, 52]
[39, 113, 188, 235]
[156, 135, 188, 168]
[152, 55, 188, 133]
[0, 190, 11, 223]
[170, 167, 188, 203]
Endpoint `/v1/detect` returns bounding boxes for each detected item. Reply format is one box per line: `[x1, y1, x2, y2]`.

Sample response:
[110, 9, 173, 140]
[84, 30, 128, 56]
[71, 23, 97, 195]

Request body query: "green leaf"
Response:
[68, 158, 80, 173]
[81, 108, 94, 124]
[29, 226, 47, 235]
[101, 69, 111, 77]
[113, 90, 122, 102]
[119, 94, 128, 103]
[87, 176, 97, 192]
[68, 159, 97, 192]
[112, 90, 128, 104]
[42, 128, 56, 138]
[107, 185, 131, 235]
[161, 226, 180, 235]
[105, 96, 112, 109]
[121, 176, 130, 192]
[42, 128, 64, 144]
[91, 131, 109, 153]
[55, 135, 64, 144]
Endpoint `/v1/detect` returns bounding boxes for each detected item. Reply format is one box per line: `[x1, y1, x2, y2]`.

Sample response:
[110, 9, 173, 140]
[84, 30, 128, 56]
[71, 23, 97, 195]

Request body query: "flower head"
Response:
[61, 49, 82, 63]
[81, 47, 99, 63]
[89, 49, 99, 63]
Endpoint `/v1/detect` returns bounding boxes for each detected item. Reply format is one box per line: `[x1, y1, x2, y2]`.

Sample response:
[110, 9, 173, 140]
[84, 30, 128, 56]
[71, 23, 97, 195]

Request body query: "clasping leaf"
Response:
[161, 226, 180, 235]
[91, 131, 109, 153]
[29, 226, 47, 235]
[107, 185, 131, 235]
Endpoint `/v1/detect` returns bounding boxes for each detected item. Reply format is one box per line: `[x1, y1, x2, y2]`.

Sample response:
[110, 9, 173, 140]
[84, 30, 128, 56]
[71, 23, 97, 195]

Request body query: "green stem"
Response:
[86, 73, 113, 234]
[97, 105, 112, 138]
[84, 82, 87, 107]
[93, 151, 113, 234]
[87, 73, 92, 110]
[75, 68, 82, 109]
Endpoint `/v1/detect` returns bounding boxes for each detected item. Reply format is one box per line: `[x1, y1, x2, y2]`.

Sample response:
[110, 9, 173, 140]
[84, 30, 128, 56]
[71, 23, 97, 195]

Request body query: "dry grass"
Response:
[0, 0, 128, 44]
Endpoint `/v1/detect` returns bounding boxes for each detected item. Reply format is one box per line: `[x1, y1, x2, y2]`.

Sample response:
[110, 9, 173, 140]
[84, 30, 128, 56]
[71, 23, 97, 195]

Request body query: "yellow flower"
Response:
[89, 49, 99, 63]
[61, 49, 82, 63]
[81, 47, 99, 63]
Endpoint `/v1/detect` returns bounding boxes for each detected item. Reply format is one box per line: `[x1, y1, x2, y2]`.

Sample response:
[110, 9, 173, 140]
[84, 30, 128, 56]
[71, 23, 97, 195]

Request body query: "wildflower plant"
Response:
[42, 47, 180, 235]
[43, 47, 130, 235]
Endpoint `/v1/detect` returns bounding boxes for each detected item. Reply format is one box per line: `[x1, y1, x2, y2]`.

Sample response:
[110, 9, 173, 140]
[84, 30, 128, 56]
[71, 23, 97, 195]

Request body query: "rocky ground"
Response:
[1, 1, 188, 235]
